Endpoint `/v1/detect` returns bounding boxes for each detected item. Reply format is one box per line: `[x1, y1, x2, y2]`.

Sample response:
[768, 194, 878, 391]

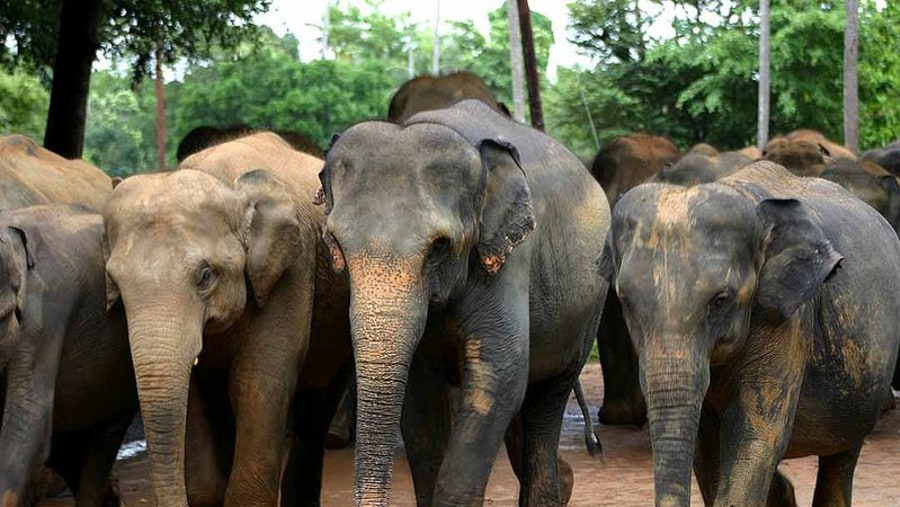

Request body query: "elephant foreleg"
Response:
[431, 325, 528, 506]
[400, 352, 452, 506]
[0, 329, 64, 507]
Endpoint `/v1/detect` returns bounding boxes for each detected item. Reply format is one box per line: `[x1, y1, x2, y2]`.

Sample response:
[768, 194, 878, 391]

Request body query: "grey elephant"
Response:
[0, 204, 136, 507]
[317, 99, 609, 506]
[651, 151, 753, 187]
[387, 70, 508, 124]
[601, 161, 900, 506]
[103, 132, 350, 506]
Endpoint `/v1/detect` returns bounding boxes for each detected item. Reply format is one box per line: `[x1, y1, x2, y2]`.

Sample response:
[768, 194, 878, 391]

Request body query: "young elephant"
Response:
[103, 133, 350, 507]
[318, 99, 610, 506]
[601, 161, 900, 506]
[0, 204, 137, 507]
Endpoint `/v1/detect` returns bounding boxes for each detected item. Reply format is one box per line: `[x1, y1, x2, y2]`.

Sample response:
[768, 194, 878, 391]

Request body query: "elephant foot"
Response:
[880, 388, 896, 414]
[598, 399, 647, 427]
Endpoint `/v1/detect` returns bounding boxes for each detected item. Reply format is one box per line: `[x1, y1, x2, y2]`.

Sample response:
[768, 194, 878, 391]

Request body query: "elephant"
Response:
[685, 143, 719, 157]
[736, 145, 763, 160]
[862, 142, 900, 177]
[785, 128, 857, 160]
[588, 132, 679, 426]
[763, 137, 829, 177]
[316, 99, 610, 506]
[0, 134, 111, 212]
[651, 151, 753, 187]
[0, 204, 137, 507]
[387, 70, 508, 124]
[176, 125, 324, 162]
[590, 132, 680, 205]
[819, 158, 900, 237]
[600, 160, 900, 506]
[103, 132, 351, 507]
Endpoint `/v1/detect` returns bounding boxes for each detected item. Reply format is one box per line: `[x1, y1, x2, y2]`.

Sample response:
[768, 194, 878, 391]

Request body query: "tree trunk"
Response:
[507, 0, 527, 123]
[757, 0, 771, 151]
[43, 0, 102, 159]
[517, 0, 543, 131]
[154, 40, 168, 171]
[432, 0, 440, 75]
[844, 0, 859, 153]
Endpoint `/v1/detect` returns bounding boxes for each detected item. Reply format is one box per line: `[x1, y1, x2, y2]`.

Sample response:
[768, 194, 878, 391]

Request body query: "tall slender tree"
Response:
[507, 0, 526, 122]
[844, 0, 859, 152]
[757, 0, 771, 150]
[517, 0, 544, 130]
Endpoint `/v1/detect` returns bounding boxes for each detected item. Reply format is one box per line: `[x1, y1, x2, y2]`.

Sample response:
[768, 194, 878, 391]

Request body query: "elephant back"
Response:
[0, 134, 112, 212]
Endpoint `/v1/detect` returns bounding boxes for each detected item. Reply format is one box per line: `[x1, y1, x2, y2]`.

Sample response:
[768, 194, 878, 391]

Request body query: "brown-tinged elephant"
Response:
[0, 134, 112, 212]
[103, 132, 350, 507]
[317, 99, 609, 506]
[601, 161, 900, 506]
[651, 151, 753, 187]
[763, 137, 829, 177]
[0, 204, 137, 507]
[737, 145, 763, 160]
[176, 125, 324, 162]
[588, 132, 679, 426]
[387, 70, 507, 124]
[786, 129, 857, 160]
[685, 143, 719, 157]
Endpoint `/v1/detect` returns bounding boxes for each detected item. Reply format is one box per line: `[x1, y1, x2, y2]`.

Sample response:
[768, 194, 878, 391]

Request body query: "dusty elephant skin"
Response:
[601, 161, 900, 507]
[102, 132, 351, 507]
[0, 134, 112, 212]
[318, 99, 610, 507]
[0, 205, 137, 507]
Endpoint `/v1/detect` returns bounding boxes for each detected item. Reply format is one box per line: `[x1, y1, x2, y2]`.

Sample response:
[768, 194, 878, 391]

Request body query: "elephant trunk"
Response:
[347, 253, 427, 507]
[126, 298, 203, 507]
[640, 343, 709, 507]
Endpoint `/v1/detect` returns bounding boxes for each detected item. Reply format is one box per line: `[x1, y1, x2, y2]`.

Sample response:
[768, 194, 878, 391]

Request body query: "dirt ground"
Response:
[39, 363, 900, 506]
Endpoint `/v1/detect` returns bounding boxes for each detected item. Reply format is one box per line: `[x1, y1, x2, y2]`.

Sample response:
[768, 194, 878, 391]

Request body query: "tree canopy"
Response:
[1, 0, 899, 171]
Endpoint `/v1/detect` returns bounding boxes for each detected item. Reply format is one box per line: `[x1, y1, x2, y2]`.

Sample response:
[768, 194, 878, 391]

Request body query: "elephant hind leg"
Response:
[811, 446, 861, 507]
[766, 468, 797, 507]
[504, 418, 574, 507]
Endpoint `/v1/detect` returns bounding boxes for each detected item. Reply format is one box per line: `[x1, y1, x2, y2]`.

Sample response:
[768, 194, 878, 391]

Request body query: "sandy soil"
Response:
[38, 363, 900, 506]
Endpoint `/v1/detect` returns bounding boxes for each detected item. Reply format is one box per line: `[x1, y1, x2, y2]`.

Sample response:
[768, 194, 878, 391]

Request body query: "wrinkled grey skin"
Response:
[319, 99, 609, 506]
[602, 161, 900, 507]
[0, 205, 136, 507]
[652, 151, 753, 186]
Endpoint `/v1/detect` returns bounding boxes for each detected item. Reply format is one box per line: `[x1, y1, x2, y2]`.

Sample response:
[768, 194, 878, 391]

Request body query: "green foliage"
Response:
[0, 68, 49, 140]
[0, 0, 271, 84]
[83, 70, 157, 176]
[550, 0, 900, 153]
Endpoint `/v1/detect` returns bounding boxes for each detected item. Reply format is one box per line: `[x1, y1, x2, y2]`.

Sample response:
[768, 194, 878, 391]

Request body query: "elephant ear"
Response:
[755, 198, 843, 321]
[0, 226, 32, 321]
[234, 169, 304, 308]
[476, 139, 536, 275]
[100, 228, 121, 312]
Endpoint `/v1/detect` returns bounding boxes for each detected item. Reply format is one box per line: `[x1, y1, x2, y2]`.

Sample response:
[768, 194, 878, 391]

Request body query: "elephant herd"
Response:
[1, 69, 900, 507]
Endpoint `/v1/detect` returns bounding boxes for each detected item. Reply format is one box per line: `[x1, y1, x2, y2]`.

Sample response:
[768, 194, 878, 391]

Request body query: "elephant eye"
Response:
[708, 289, 734, 316]
[426, 237, 452, 268]
[196, 263, 216, 291]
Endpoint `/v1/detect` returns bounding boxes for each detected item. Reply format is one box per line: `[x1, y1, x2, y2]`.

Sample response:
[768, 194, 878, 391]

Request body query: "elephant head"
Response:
[102, 168, 303, 507]
[0, 224, 31, 370]
[600, 177, 841, 506]
[317, 121, 534, 505]
[819, 158, 900, 237]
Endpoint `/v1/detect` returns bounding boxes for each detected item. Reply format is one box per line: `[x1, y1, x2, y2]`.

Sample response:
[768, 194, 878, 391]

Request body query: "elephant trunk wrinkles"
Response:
[347, 252, 426, 507]
[126, 301, 202, 507]
[641, 348, 708, 507]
